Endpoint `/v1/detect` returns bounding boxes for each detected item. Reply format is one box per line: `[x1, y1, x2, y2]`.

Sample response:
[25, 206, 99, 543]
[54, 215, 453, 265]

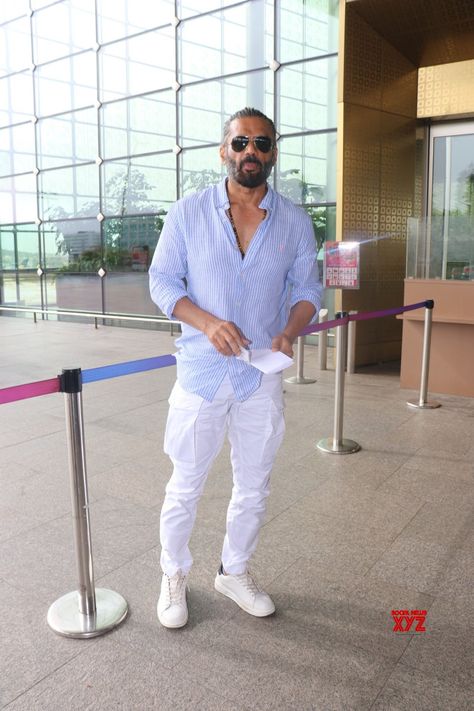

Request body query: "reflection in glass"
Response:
[39, 164, 100, 220]
[277, 0, 338, 63]
[32, 0, 96, 65]
[100, 91, 174, 159]
[103, 214, 163, 272]
[35, 52, 97, 117]
[0, 16, 31, 76]
[430, 133, 474, 279]
[0, 223, 38, 271]
[99, 27, 174, 102]
[277, 132, 337, 204]
[101, 154, 176, 215]
[278, 57, 337, 134]
[0, 174, 37, 223]
[0, 123, 36, 176]
[49, 216, 101, 272]
[178, 1, 271, 83]
[0, 73, 33, 129]
[97, 0, 174, 43]
[37, 108, 98, 170]
[41, 222, 70, 269]
[180, 147, 226, 196]
[179, 71, 273, 147]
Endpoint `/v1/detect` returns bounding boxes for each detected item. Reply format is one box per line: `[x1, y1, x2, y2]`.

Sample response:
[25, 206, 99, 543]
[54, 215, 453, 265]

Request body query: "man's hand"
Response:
[204, 319, 251, 356]
[271, 333, 294, 358]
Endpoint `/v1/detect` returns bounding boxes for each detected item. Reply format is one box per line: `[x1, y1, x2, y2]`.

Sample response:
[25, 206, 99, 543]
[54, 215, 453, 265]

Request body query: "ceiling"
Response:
[346, 0, 474, 66]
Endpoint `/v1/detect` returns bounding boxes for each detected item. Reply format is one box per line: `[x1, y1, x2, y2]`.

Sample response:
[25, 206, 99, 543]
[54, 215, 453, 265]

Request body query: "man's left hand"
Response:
[271, 333, 294, 358]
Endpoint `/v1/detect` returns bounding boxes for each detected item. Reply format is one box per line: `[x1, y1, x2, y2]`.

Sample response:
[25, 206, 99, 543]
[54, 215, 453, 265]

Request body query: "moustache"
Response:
[239, 156, 263, 168]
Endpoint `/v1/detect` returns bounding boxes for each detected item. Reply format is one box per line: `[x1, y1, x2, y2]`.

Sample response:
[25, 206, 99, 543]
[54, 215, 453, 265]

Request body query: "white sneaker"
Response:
[214, 566, 275, 617]
[157, 571, 188, 628]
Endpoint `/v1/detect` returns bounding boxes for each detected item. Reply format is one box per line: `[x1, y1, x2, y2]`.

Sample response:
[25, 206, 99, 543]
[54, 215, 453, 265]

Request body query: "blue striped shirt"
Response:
[149, 178, 322, 401]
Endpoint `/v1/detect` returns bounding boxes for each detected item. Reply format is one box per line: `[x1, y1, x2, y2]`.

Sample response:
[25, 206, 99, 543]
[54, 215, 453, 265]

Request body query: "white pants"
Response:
[160, 374, 285, 576]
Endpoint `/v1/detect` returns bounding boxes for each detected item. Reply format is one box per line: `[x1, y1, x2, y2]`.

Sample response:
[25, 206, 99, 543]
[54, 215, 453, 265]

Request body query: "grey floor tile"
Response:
[3, 641, 207, 711]
[399, 594, 474, 691]
[367, 537, 468, 597]
[371, 663, 473, 711]
[175, 615, 393, 711]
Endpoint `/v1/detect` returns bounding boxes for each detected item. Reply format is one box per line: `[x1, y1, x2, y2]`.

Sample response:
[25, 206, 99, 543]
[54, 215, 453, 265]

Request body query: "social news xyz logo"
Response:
[391, 609, 427, 633]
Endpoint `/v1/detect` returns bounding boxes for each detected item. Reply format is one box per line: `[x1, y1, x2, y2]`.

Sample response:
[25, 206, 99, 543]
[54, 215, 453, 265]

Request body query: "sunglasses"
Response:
[230, 135, 274, 154]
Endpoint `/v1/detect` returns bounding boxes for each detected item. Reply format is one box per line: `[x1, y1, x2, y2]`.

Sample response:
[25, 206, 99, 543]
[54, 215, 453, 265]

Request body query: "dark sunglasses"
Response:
[230, 135, 274, 154]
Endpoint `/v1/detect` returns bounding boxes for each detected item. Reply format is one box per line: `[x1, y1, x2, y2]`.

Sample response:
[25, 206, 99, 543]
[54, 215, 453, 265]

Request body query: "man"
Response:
[149, 107, 322, 628]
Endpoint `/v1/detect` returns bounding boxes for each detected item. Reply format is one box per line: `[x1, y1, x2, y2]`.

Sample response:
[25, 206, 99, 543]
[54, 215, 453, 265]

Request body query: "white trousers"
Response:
[160, 373, 285, 576]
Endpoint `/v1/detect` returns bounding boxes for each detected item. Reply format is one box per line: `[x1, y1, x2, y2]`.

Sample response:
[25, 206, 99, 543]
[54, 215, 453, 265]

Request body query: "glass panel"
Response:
[100, 91, 174, 159]
[0, 16, 31, 77]
[0, 224, 16, 270]
[179, 71, 273, 147]
[177, 0, 239, 20]
[0, 72, 34, 128]
[32, 0, 96, 65]
[37, 107, 98, 170]
[178, 1, 271, 84]
[97, 0, 174, 43]
[0, 173, 37, 223]
[0, 272, 42, 307]
[39, 164, 100, 221]
[40, 222, 70, 269]
[278, 56, 337, 134]
[429, 132, 474, 280]
[304, 205, 336, 259]
[0, 122, 36, 176]
[276, 132, 337, 204]
[50, 216, 101, 270]
[101, 154, 176, 215]
[103, 214, 163, 271]
[99, 27, 174, 102]
[34, 51, 97, 117]
[277, 0, 339, 63]
[52, 272, 102, 310]
[102, 214, 164, 315]
[0, 2, 30, 23]
[179, 146, 226, 196]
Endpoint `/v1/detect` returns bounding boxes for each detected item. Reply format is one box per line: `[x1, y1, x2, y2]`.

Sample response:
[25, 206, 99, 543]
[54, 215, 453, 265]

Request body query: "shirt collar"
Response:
[216, 177, 275, 211]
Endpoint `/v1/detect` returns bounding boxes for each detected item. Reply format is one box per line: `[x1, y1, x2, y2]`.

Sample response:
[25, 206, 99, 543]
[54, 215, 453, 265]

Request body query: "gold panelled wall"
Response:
[418, 60, 474, 118]
[338, 3, 418, 363]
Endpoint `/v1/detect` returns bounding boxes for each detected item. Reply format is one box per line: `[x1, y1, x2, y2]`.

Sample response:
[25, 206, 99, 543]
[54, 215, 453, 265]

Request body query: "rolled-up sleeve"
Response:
[287, 213, 323, 319]
[149, 205, 188, 320]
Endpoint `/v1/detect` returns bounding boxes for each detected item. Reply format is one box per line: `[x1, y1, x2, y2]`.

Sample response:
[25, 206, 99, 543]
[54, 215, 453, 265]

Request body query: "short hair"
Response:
[222, 107, 277, 145]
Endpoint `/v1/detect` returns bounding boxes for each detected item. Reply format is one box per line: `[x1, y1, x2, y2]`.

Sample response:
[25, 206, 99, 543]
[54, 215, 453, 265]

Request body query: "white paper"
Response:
[237, 348, 293, 374]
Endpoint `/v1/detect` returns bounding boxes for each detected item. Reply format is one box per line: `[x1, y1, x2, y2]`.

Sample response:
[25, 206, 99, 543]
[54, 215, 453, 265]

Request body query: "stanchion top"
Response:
[60, 368, 82, 394]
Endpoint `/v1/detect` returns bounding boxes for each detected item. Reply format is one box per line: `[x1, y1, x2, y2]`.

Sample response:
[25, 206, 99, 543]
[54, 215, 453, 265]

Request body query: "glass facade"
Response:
[0, 0, 338, 321]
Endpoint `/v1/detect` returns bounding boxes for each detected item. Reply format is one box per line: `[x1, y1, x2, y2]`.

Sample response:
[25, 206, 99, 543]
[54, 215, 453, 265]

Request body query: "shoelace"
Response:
[233, 571, 261, 597]
[164, 574, 187, 606]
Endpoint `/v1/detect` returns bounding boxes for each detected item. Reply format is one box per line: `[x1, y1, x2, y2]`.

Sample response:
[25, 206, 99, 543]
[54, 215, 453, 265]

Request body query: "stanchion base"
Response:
[47, 587, 128, 639]
[317, 438, 361, 454]
[284, 376, 317, 384]
[407, 400, 441, 409]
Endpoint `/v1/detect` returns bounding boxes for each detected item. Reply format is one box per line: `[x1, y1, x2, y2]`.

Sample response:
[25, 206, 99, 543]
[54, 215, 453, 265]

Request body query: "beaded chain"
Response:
[227, 206, 266, 258]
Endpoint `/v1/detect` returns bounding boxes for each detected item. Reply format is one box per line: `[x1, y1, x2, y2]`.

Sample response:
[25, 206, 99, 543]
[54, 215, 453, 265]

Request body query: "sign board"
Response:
[324, 241, 360, 289]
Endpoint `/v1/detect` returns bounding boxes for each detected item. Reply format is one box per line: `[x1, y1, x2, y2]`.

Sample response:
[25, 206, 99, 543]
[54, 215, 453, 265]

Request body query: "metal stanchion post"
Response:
[318, 309, 328, 370]
[407, 300, 441, 409]
[347, 311, 357, 374]
[317, 313, 360, 454]
[285, 336, 316, 384]
[47, 367, 128, 638]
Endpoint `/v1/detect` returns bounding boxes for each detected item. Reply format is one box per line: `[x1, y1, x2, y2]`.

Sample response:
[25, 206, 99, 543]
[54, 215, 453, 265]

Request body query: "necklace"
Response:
[227, 206, 266, 258]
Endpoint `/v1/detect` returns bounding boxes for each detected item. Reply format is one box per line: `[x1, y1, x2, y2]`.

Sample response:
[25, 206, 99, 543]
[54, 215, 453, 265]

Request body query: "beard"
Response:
[225, 155, 274, 188]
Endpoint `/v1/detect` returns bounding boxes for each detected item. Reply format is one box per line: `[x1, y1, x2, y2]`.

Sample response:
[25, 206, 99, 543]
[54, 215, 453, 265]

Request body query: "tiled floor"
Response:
[0, 316, 472, 710]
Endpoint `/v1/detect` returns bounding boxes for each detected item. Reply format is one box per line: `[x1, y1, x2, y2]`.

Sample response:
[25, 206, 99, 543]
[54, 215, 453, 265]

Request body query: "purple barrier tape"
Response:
[300, 300, 430, 336]
[0, 377, 60, 405]
[349, 300, 428, 322]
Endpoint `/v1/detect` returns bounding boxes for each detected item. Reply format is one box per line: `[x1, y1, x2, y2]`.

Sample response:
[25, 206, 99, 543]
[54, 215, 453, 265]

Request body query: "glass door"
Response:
[427, 122, 474, 280]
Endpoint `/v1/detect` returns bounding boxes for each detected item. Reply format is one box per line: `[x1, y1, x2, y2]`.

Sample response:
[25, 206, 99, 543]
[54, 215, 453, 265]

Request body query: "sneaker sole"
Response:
[214, 577, 275, 617]
[157, 611, 188, 629]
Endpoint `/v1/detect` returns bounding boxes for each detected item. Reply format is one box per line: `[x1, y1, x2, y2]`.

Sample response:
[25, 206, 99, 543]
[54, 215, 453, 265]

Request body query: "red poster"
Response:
[324, 241, 360, 289]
